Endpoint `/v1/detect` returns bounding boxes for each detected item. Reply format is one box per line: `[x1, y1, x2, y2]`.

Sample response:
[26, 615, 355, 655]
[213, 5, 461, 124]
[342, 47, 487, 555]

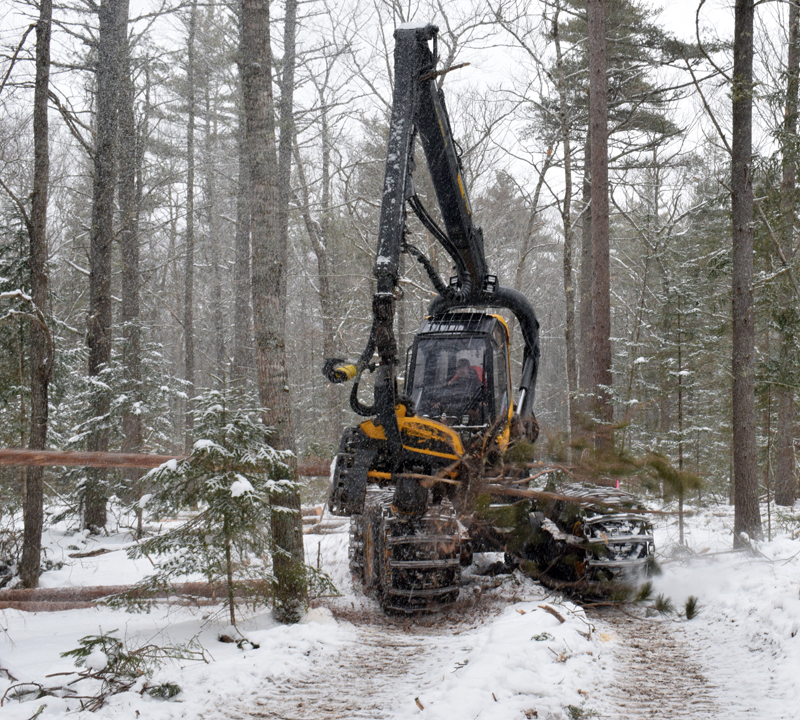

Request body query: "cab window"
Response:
[409, 337, 493, 425]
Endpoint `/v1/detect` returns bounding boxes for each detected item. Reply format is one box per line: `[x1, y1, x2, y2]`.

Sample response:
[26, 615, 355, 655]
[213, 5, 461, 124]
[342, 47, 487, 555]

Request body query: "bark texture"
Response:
[240, 0, 307, 623]
[85, 0, 125, 530]
[20, 0, 53, 588]
[731, 0, 762, 542]
[578, 133, 593, 430]
[118, 0, 144, 527]
[553, 8, 578, 441]
[204, 68, 227, 378]
[183, 0, 198, 453]
[233, 111, 253, 385]
[587, 0, 613, 449]
[775, 0, 799, 507]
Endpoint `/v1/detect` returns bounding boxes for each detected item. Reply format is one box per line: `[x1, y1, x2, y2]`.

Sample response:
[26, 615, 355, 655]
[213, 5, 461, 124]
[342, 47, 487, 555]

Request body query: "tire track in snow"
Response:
[226, 612, 449, 720]
[591, 610, 718, 720]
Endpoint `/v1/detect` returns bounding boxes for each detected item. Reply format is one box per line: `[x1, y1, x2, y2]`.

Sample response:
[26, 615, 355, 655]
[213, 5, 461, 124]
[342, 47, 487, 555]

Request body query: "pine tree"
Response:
[85, 0, 127, 531]
[731, 0, 763, 543]
[774, 0, 799, 507]
[131, 390, 288, 626]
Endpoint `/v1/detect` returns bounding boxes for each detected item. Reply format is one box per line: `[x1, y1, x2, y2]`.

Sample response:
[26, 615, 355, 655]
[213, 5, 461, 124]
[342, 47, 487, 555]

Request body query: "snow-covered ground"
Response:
[1, 500, 798, 720]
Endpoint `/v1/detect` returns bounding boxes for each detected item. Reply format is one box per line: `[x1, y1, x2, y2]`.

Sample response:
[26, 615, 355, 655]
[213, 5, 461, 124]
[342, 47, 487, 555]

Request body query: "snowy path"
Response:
[3, 505, 797, 720]
[588, 530, 800, 720]
[226, 614, 441, 720]
[591, 610, 718, 719]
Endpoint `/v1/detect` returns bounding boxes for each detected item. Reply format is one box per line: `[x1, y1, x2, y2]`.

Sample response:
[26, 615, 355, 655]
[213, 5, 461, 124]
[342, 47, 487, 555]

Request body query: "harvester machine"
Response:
[323, 23, 653, 612]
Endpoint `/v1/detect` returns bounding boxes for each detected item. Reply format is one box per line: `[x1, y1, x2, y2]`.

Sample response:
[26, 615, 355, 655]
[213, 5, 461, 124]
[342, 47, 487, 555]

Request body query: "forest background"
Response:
[0, 0, 797, 595]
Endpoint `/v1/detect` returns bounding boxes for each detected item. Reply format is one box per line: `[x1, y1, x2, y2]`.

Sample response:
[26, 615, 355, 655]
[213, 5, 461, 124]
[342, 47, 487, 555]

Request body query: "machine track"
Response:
[352, 489, 462, 613]
[502, 482, 656, 592]
[569, 484, 655, 582]
[582, 512, 654, 580]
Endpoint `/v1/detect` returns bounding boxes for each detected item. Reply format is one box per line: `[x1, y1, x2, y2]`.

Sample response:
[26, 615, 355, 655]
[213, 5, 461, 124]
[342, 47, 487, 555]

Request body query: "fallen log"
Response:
[0, 580, 271, 611]
[0, 601, 95, 612]
[0, 448, 178, 469]
[0, 448, 331, 477]
[303, 517, 349, 535]
[298, 459, 332, 477]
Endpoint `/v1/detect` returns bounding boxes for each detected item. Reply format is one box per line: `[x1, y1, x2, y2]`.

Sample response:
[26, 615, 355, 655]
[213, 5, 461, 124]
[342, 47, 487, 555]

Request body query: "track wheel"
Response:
[362, 500, 384, 598]
[379, 500, 462, 613]
[348, 514, 365, 589]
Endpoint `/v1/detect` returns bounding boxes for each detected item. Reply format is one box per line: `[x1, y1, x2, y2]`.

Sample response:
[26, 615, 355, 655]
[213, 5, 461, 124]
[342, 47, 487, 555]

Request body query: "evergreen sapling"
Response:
[130, 390, 288, 625]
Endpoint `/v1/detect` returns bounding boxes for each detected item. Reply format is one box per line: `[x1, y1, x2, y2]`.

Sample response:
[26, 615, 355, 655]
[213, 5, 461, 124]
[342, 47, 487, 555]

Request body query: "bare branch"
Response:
[0, 23, 36, 98]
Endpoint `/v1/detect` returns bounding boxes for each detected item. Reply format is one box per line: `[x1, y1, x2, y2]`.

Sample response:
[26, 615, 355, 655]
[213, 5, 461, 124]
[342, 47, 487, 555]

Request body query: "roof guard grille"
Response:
[422, 310, 495, 335]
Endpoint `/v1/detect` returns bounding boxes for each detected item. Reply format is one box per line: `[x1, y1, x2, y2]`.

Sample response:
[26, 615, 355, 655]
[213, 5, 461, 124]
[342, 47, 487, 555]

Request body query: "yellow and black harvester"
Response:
[324, 24, 653, 612]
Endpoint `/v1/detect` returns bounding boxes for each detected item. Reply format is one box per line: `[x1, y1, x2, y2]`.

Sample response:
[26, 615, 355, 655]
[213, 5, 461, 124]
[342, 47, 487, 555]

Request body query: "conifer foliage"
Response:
[130, 390, 289, 625]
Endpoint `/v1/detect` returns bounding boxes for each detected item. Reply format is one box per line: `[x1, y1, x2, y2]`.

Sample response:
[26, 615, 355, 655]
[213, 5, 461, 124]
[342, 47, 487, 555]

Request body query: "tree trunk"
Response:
[317, 86, 343, 445]
[731, 0, 762, 543]
[276, 0, 297, 287]
[240, 0, 307, 623]
[513, 150, 555, 293]
[775, 0, 799, 507]
[272, 0, 306, 624]
[183, 0, 198, 454]
[225, 516, 236, 627]
[118, 0, 144, 535]
[553, 7, 578, 442]
[204, 64, 226, 380]
[578, 133, 593, 432]
[20, 0, 53, 588]
[775, 388, 795, 506]
[85, 0, 125, 531]
[233, 109, 253, 386]
[587, 0, 613, 452]
[292, 136, 340, 446]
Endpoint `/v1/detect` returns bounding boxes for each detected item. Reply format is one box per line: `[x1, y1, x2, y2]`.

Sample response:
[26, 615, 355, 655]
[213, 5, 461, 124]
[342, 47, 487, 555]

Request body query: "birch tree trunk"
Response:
[20, 0, 53, 587]
[731, 0, 762, 542]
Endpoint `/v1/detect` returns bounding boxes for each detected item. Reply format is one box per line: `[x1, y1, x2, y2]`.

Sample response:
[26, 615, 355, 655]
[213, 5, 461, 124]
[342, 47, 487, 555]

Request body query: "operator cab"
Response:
[404, 312, 512, 428]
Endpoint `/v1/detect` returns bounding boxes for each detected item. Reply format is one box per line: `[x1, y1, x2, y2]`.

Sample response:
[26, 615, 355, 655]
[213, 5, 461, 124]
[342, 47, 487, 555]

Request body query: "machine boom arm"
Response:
[328, 22, 540, 434]
[374, 24, 487, 297]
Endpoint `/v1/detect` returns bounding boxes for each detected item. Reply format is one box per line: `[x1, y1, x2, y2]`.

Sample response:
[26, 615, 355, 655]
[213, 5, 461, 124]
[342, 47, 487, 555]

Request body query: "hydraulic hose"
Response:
[406, 195, 473, 304]
[349, 371, 375, 416]
[403, 241, 450, 296]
